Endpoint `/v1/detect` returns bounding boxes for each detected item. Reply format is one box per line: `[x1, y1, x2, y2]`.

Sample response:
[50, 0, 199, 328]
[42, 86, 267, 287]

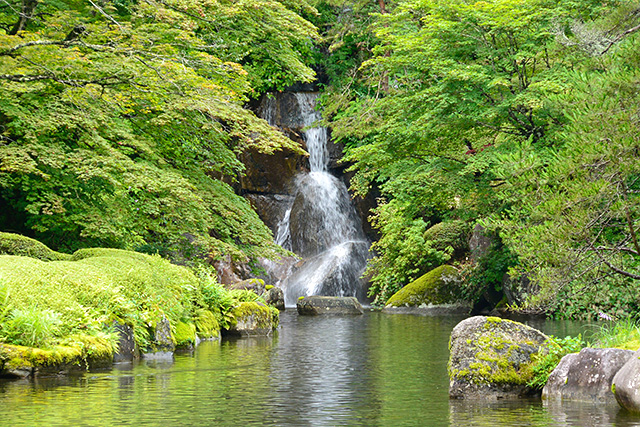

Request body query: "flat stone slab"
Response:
[296, 296, 363, 315]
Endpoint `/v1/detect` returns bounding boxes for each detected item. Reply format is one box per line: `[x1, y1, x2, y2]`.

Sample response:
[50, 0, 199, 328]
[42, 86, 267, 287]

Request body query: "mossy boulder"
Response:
[386, 265, 464, 307]
[147, 316, 175, 353]
[195, 309, 220, 339]
[448, 316, 548, 399]
[0, 232, 71, 261]
[296, 296, 363, 315]
[224, 302, 277, 336]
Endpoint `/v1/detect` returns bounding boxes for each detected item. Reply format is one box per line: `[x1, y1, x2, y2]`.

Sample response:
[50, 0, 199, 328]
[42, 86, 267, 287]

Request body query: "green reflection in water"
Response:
[0, 312, 638, 426]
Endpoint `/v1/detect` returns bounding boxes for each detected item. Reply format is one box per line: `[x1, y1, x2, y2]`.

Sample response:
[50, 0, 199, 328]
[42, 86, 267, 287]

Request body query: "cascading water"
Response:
[272, 93, 371, 306]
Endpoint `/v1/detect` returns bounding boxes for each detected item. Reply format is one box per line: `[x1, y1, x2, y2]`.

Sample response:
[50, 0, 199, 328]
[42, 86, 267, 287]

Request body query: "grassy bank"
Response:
[0, 233, 278, 375]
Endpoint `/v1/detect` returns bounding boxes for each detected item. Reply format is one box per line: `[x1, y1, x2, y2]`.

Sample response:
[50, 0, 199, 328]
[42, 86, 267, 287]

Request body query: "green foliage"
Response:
[319, 0, 640, 316]
[495, 28, 640, 316]
[462, 240, 517, 302]
[2, 308, 62, 348]
[528, 334, 584, 390]
[591, 318, 640, 350]
[0, 237, 274, 352]
[0, 0, 313, 265]
[0, 232, 71, 261]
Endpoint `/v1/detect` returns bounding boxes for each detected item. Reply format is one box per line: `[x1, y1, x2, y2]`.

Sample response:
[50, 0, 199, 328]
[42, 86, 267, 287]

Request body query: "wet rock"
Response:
[113, 322, 139, 362]
[543, 348, 633, 404]
[296, 296, 364, 315]
[288, 173, 366, 257]
[244, 194, 294, 235]
[612, 348, 640, 412]
[448, 316, 548, 399]
[385, 265, 465, 308]
[224, 302, 277, 337]
[239, 148, 305, 195]
[264, 286, 285, 311]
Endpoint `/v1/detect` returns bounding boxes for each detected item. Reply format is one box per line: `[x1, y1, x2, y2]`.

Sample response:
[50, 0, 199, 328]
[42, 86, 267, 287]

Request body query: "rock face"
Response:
[113, 322, 139, 362]
[245, 194, 295, 234]
[239, 148, 305, 195]
[448, 316, 548, 399]
[543, 348, 633, 404]
[469, 224, 493, 261]
[385, 265, 465, 307]
[224, 302, 277, 336]
[612, 348, 640, 412]
[296, 296, 364, 315]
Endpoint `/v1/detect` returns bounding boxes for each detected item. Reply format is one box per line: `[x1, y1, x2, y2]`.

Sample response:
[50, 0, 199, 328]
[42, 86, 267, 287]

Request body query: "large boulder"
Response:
[224, 302, 277, 337]
[612, 348, 640, 412]
[448, 316, 548, 399]
[288, 173, 366, 258]
[296, 296, 364, 315]
[543, 348, 633, 404]
[385, 265, 465, 308]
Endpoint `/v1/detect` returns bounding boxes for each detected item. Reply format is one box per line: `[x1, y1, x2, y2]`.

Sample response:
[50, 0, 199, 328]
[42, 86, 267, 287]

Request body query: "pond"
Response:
[1, 311, 640, 426]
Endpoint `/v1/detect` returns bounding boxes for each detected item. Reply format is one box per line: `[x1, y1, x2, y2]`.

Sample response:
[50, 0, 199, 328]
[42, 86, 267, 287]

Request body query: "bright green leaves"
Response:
[0, 0, 314, 262]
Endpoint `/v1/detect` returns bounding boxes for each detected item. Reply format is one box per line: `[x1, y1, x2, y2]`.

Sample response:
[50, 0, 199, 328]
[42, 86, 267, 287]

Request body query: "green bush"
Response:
[528, 335, 585, 390]
[0, 232, 71, 261]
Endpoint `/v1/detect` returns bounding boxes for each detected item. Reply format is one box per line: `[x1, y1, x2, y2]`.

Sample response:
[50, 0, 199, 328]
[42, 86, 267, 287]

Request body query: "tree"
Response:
[0, 0, 315, 265]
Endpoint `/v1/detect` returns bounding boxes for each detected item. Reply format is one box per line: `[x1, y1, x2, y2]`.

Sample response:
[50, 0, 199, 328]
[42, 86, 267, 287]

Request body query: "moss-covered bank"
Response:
[0, 233, 278, 377]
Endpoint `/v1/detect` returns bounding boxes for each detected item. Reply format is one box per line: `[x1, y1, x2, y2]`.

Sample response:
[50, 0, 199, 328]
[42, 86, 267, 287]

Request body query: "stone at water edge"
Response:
[224, 302, 277, 337]
[542, 348, 633, 404]
[612, 348, 640, 412]
[448, 316, 548, 399]
[296, 296, 364, 315]
[385, 265, 465, 308]
[264, 286, 285, 311]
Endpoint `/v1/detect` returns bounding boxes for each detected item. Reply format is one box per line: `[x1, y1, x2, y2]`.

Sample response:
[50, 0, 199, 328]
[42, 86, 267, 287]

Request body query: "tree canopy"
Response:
[0, 0, 317, 264]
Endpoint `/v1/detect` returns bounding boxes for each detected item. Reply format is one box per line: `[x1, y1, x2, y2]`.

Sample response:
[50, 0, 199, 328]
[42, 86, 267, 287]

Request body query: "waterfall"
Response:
[272, 93, 370, 306]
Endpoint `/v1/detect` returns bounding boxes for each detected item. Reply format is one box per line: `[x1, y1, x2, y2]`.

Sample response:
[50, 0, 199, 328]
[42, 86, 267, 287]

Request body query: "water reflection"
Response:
[0, 312, 638, 426]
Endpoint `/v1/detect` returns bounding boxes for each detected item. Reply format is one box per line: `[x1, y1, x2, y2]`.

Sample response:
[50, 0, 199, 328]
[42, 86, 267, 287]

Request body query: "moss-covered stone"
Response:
[225, 302, 277, 336]
[385, 265, 463, 307]
[0, 232, 71, 261]
[0, 334, 114, 378]
[174, 321, 196, 348]
[423, 220, 471, 260]
[448, 316, 548, 399]
[195, 309, 220, 339]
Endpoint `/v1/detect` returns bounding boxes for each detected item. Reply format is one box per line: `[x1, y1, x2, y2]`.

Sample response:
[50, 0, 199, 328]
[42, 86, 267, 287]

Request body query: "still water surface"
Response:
[1, 312, 640, 426]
